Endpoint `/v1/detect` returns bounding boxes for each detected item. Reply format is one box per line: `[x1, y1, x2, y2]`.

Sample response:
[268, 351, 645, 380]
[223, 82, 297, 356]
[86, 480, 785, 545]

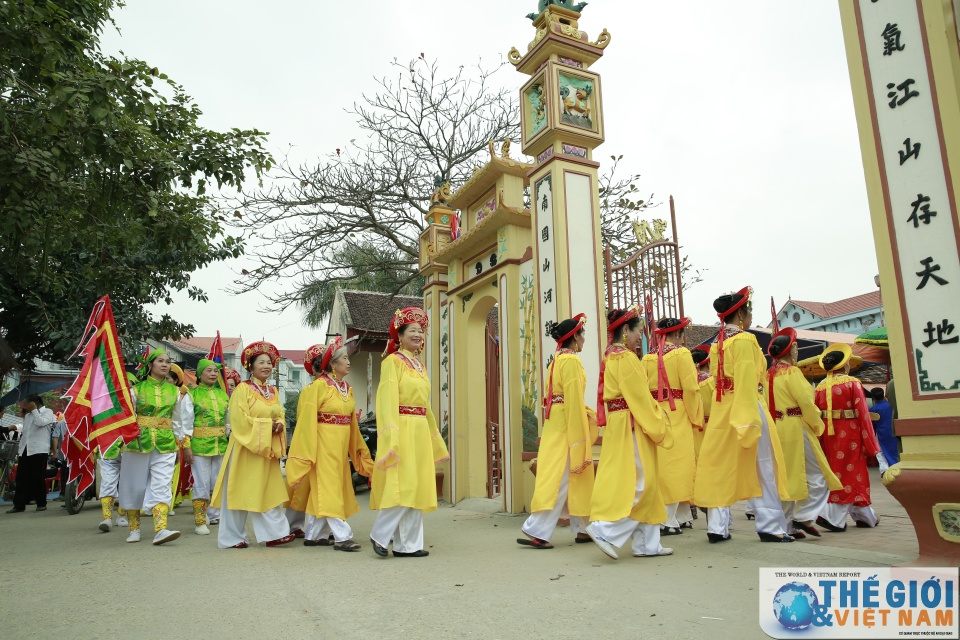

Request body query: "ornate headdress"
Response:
[223, 367, 241, 386]
[241, 340, 281, 371]
[386, 307, 429, 356]
[714, 286, 752, 401]
[168, 363, 185, 386]
[544, 313, 587, 419]
[302, 344, 325, 377]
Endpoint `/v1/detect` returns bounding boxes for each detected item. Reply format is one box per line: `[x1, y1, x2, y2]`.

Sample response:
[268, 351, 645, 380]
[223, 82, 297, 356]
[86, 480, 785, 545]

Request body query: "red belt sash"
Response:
[542, 395, 564, 408]
[651, 388, 684, 401]
[317, 412, 351, 425]
[605, 398, 628, 413]
[772, 407, 802, 421]
[399, 405, 427, 416]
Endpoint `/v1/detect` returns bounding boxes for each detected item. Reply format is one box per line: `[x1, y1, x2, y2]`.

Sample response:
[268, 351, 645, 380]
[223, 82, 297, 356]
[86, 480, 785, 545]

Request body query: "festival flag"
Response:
[770, 296, 780, 334]
[642, 295, 654, 355]
[206, 331, 227, 392]
[61, 296, 139, 494]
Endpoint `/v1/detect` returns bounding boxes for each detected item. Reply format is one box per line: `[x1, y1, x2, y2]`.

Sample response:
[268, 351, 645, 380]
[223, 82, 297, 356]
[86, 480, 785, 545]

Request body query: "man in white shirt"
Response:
[6, 395, 55, 513]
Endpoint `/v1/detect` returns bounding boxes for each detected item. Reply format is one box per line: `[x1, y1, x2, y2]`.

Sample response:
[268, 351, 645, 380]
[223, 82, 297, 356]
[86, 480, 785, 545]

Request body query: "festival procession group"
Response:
[73, 287, 896, 560]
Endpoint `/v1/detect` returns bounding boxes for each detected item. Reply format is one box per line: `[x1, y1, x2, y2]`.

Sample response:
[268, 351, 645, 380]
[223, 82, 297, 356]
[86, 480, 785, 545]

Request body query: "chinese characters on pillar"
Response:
[858, 1, 960, 393]
[534, 174, 558, 387]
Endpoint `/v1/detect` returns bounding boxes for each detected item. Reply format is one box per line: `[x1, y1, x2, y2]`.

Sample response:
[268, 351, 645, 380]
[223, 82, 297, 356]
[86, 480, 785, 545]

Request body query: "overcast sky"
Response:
[99, 0, 877, 349]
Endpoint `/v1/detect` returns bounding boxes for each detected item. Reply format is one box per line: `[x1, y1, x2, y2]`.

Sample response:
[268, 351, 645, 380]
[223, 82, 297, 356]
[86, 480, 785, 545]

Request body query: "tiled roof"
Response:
[789, 291, 881, 320]
[341, 290, 423, 333]
[169, 336, 243, 353]
[685, 323, 719, 347]
[277, 349, 305, 365]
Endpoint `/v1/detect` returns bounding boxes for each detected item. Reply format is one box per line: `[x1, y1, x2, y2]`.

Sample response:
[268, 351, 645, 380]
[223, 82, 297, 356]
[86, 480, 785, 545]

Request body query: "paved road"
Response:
[0, 468, 916, 640]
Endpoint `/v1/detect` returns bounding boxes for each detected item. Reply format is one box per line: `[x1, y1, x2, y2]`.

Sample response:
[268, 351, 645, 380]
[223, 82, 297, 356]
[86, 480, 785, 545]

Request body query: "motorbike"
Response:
[57, 459, 98, 515]
[352, 412, 378, 491]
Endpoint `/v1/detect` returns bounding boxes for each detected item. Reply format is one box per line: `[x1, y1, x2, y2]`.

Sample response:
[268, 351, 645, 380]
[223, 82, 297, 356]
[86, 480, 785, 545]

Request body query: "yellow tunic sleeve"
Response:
[375, 355, 402, 470]
[678, 349, 704, 428]
[426, 402, 450, 464]
[730, 338, 763, 449]
[285, 381, 322, 489]
[616, 352, 671, 449]
[228, 383, 285, 459]
[787, 368, 825, 437]
[559, 356, 592, 474]
[347, 390, 375, 477]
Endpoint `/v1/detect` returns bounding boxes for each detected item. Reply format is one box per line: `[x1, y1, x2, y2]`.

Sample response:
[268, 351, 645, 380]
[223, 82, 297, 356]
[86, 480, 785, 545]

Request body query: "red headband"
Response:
[692, 344, 711, 365]
[654, 317, 691, 335]
[606, 306, 639, 345]
[544, 313, 587, 420]
[768, 327, 797, 359]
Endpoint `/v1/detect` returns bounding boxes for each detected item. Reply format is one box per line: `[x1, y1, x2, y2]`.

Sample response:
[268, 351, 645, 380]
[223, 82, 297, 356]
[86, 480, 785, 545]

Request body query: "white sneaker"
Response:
[126, 530, 141, 543]
[586, 523, 619, 560]
[153, 529, 181, 545]
[168, 510, 175, 516]
[98, 518, 112, 533]
[195, 524, 210, 535]
[116, 515, 129, 527]
[634, 547, 674, 557]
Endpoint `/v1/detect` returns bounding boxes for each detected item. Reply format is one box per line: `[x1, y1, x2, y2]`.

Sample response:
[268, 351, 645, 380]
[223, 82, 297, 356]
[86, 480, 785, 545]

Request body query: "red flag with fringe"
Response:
[771, 296, 780, 334]
[61, 296, 139, 494]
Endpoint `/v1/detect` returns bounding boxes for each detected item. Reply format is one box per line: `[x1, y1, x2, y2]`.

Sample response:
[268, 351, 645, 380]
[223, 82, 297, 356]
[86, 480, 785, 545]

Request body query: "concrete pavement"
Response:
[0, 467, 917, 640]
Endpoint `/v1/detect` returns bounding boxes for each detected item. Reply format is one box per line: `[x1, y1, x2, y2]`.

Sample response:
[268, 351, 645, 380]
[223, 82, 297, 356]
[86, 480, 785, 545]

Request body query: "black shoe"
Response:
[660, 526, 683, 536]
[303, 536, 335, 547]
[35, 506, 47, 512]
[792, 520, 822, 537]
[816, 516, 847, 533]
[745, 513, 755, 520]
[370, 537, 388, 557]
[5, 507, 25, 514]
[392, 549, 429, 557]
[758, 532, 794, 543]
[707, 533, 731, 543]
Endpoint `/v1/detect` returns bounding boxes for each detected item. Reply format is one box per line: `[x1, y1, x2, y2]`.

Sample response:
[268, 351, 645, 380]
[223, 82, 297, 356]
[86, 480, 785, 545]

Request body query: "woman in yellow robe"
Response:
[369, 307, 448, 558]
[517, 314, 595, 550]
[764, 329, 841, 539]
[287, 338, 374, 551]
[211, 341, 294, 549]
[642, 317, 704, 535]
[693, 287, 792, 543]
[587, 307, 673, 560]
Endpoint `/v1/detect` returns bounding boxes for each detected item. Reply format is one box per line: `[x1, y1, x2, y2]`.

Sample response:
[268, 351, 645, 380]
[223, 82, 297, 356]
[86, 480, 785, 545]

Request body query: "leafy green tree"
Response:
[0, 0, 271, 370]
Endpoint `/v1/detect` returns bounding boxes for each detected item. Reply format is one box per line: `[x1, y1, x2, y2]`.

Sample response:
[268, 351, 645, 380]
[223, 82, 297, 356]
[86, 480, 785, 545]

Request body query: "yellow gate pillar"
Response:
[839, 0, 960, 564]
[509, 4, 611, 408]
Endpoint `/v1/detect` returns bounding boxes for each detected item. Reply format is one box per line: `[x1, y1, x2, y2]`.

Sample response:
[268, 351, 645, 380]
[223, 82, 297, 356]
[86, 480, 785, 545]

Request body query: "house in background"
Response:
[326, 289, 424, 417]
[772, 291, 883, 335]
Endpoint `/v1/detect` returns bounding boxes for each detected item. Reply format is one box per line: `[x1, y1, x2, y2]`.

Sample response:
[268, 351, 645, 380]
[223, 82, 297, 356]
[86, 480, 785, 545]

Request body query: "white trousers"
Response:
[305, 514, 353, 543]
[663, 502, 693, 528]
[370, 506, 424, 553]
[784, 435, 830, 526]
[521, 458, 588, 542]
[589, 431, 663, 555]
[820, 502, 879, 529]
[119, 450, 175, 512]
[747, 405, 788, 537]
[216, 458, 289, 548]
[285, 508, 305, 532]
[98, 456, 122, 500]
[191, 455, 223, 521]
[707, 506, 731, 536]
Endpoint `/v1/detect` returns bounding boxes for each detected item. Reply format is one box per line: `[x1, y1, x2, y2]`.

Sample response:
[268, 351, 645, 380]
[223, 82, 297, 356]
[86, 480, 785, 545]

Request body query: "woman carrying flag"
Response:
[120, 348, 194, 545]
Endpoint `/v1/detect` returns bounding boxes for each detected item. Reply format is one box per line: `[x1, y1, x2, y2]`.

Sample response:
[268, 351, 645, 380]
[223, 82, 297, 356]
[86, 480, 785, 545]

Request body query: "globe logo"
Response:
[772, 582, 819, 630]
